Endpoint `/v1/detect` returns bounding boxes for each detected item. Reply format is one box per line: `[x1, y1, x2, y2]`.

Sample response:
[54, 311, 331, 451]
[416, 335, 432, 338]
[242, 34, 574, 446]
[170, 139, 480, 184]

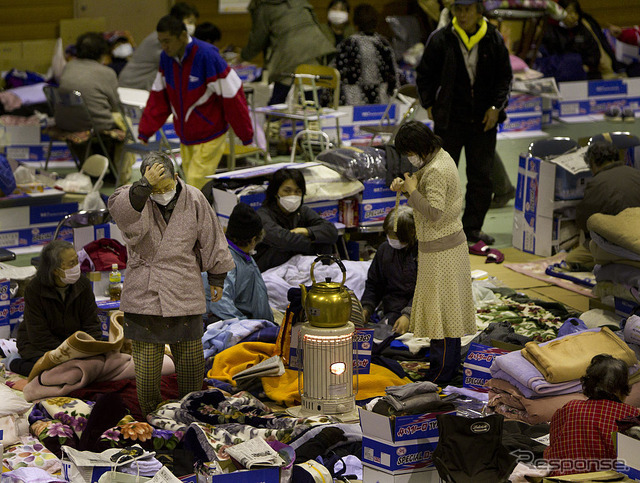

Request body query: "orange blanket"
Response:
[209, 341, 412, 407]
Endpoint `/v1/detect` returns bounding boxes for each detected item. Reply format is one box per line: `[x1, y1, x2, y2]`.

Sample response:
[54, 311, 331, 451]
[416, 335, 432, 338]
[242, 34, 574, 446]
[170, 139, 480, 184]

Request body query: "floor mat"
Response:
[504, 253, 595, 298]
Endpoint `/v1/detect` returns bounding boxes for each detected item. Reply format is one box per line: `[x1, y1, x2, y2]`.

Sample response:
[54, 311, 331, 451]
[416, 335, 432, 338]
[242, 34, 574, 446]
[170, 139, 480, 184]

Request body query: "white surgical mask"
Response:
[279, 195, 302, 213]
[150, 190, 176, 206]
[186, 23, 196, 36]
[59, 263, 81, 285]
[387, 236, 407, 250]
[328, 10, 349, 25]
[408, 155, 423, 168]
[112, 43, 133, 59]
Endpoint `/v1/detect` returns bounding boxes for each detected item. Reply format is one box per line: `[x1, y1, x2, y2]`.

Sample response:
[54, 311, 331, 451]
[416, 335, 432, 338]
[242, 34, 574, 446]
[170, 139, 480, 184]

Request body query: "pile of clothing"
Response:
[590, 208, 640, 314]
[487, 327, 640, 424]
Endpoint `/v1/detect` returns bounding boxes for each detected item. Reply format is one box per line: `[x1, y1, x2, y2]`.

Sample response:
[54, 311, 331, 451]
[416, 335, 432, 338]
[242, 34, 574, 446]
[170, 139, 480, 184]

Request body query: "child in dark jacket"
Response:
[361, 205, 417, 332]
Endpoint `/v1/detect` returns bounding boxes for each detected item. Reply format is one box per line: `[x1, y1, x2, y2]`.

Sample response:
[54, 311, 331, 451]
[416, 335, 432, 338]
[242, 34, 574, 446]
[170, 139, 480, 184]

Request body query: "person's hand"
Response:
[291, 227, 310, 237]
[403, 172, 418, 195]
[482, 107, 499, 132]
[144, 163, 165, 187]
[210, 286, 223, 303]
[390, 177, 405, 192]
[393, 315, 410, 334]
[363, 308, 371, 322]
[609, 25, 622, 38]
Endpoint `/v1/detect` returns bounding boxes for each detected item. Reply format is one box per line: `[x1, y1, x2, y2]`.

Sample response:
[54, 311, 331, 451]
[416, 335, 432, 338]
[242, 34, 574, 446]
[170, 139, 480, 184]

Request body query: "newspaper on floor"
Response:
[224, 438, 286, 469]
[512, 77, 561, 99]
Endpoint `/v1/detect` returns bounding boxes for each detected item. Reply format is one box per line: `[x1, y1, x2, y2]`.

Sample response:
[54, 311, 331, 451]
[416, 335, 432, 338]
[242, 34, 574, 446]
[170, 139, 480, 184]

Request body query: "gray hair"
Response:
[383, 205, 416, 246]
[36, 240, 75, 287]
[139, 152, 175, 179]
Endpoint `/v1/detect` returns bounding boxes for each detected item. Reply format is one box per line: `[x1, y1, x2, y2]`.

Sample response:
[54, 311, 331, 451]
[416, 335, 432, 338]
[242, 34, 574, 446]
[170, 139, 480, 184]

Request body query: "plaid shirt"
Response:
[544, 399, 640, 476]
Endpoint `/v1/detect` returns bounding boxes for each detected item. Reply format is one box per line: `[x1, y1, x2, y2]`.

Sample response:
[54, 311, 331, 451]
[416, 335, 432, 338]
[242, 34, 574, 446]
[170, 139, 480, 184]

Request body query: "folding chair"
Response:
[528, 136, 579, 159]
[43, 86, 121, 176]
[588, 131, 640, 150]
[360, 84, 420, 146]
[31, 209, 113, 267]
[279, 64, 342, 161]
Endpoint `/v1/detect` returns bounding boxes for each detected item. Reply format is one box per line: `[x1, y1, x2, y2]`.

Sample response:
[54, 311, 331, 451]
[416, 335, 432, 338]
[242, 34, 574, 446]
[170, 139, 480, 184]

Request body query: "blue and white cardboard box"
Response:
[289, 327, 374, 375]
[96, 300, 120, 338]
[463, 343, 510, 392]
[0, 279, 11, 338]
[0, 225, 73, 249]
[359, 407, 453, 472]
[505, 94, 542, 114]
[556, 78, 640, 117]
[359, 178, 407, 227]
[363, 464, 442, 483]
[0, 201, 79, 232]
[498, 112, 542, 134]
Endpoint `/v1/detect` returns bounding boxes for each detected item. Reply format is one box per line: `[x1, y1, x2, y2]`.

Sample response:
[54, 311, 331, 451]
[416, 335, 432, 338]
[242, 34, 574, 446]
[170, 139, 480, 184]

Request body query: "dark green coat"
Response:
[17, 276, 102, 360]
[242, 0, 335, 84]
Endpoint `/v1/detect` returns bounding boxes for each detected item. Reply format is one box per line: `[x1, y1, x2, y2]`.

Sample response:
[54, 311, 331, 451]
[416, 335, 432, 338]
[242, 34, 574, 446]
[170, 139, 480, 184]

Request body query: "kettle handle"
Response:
[309, 255, 347, 287]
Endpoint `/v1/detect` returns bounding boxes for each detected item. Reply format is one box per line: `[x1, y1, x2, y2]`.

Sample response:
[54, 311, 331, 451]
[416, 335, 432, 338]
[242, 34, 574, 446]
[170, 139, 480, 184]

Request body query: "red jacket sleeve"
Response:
[138, 71, 172, 142]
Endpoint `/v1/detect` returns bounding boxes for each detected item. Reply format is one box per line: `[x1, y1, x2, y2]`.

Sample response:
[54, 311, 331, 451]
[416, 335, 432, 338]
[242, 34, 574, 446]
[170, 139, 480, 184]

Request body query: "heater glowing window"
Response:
[330, 362, 346, 375]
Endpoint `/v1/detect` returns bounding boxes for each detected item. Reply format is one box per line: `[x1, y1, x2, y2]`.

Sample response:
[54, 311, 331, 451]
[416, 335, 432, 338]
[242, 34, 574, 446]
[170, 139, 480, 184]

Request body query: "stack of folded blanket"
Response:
[590, 208, 640, 311]
[488, 327, 640, 424]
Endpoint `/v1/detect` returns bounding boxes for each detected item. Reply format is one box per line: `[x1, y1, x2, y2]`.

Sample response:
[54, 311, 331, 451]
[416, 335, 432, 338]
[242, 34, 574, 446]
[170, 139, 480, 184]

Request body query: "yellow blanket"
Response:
[522, 327, 638, 383]
[587, 207, 640, 255]
[209, 341, 412, 407]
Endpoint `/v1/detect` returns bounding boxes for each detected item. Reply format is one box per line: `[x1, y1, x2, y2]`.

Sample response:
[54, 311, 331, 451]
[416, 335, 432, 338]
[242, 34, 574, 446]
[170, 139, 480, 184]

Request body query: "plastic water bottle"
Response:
[109, 264, 122, 301]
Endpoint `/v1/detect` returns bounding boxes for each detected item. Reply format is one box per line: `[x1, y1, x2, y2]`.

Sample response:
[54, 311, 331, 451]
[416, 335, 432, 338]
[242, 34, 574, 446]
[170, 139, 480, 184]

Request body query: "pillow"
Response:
[510, 54, 529, 73]
[0, 383, 33, 417]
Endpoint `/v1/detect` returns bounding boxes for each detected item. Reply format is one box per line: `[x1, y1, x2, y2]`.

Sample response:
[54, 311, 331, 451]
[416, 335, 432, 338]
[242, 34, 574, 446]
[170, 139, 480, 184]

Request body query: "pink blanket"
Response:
[23, 351, 175, 402]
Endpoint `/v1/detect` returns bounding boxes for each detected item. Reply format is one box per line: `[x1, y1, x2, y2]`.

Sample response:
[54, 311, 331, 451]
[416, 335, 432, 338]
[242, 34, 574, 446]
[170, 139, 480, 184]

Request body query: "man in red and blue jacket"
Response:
[139, 15, 253, 189]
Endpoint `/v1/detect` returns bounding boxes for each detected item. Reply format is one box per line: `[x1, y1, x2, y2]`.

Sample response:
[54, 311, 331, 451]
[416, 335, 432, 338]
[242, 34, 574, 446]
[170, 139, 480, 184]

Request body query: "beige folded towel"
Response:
[521, 327, 637, 383]
[27, 311, 125, 382]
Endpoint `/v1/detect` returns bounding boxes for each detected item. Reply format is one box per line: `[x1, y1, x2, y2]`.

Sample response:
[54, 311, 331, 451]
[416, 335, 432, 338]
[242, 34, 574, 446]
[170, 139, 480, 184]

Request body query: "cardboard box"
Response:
[359, 407, 452, 473]
[498, 112, 543, 133]
[0, 280, 10, 339]
[462, 343, 510, 392]
[5, 296, 25, 339]
[362, 435, 439, 473]
[288, 326, 374, 375]
[359, 178, 407, 227]
[363, 464, 442, 483]
[0, 202, 79, 231]
[96, 300, 121, 339]
[5, 143, 73, 163]
[0, 225, 72, 249]
[505, 94, 542, 114]
[556, 78, 640, 117]
[615, 297, 639, 319]
[616, 432, 640, 481]
[197, 467, 279, 483]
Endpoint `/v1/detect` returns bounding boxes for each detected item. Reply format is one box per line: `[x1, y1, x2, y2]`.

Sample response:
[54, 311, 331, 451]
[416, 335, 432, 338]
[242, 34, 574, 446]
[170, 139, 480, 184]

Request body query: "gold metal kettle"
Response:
[300, 255, 352, 328]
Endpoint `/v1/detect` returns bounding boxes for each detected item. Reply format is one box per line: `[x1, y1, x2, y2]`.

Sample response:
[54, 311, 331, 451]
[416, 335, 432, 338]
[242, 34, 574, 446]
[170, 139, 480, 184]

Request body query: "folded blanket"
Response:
[590, 241, 640, 270]
[594, 263, 640, 288]
[521, 327, 637, 383]
[202, 318, 276, 359]
[27, 313, 125, 382]
[587, 208, 640, 256]
[591, 232, 640, 262]
[491, 350, 584, 398]
[23, 352, 175, 402]
[209, 341, 411, 407]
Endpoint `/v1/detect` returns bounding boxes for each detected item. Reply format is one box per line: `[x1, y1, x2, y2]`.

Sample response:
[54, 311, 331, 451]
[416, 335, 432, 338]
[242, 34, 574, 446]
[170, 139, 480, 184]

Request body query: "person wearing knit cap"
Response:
[202, 203, 274, 322]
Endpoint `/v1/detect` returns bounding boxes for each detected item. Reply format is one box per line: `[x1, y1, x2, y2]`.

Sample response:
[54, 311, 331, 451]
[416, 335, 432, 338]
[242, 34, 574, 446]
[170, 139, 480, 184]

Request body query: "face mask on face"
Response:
[328, 10, 349, 25]
[150, 189, 176, 206]
[387, 236, 408, 250]
[186, 23, 196, 36]
[408, 155, 423, 168]
[59, 263, 81, 285]
[112, 43, 133, 58]
[279, 195, 302, 213]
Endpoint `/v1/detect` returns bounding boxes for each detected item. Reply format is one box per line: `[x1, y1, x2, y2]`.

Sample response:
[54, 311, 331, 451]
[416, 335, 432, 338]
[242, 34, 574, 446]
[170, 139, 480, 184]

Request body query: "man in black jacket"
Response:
[416, 0, 512, 245]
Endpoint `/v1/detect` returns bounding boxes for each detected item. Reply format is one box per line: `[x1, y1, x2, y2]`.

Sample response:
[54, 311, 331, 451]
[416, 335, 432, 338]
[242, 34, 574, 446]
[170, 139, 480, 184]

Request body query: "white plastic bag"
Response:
[56, 172, 92, 193]
[81, 190, 106, 210]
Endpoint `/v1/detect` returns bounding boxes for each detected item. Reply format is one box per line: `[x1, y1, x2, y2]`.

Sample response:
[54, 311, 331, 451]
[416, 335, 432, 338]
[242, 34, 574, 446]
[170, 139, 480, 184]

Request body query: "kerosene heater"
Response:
[288, 255, 358, 421]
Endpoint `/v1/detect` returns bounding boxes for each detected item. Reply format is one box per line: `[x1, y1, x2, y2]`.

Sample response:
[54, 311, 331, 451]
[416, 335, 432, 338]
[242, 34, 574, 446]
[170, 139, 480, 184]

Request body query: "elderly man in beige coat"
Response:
[108, 151, 234, 415]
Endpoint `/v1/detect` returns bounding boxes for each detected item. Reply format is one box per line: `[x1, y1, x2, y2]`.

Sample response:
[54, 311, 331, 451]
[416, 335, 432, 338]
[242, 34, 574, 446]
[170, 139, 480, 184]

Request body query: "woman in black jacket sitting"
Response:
[254, 168, 339, 272]
[9, 240, 102, 377]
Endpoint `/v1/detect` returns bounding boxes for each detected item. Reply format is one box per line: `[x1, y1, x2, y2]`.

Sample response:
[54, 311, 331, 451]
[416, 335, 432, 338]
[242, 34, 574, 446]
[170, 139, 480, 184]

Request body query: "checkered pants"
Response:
[131, 339, 205, 416]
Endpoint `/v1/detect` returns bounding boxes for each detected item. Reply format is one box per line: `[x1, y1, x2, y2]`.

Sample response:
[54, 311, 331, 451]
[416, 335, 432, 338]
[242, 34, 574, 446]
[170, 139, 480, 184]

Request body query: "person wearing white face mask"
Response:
[11, 241, 102, 377]
[360, 206, 418, 336]
[320, 0, 355, 52]
[390, 121, 476, 386]
[109, 152, 234, 415]
[118, 2, 199, 91]
[254, 168, 339, 272]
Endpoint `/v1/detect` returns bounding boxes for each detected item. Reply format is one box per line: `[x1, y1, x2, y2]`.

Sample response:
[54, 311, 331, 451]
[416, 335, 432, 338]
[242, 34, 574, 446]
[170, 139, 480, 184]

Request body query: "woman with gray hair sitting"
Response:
[9, 240, 102, 377]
